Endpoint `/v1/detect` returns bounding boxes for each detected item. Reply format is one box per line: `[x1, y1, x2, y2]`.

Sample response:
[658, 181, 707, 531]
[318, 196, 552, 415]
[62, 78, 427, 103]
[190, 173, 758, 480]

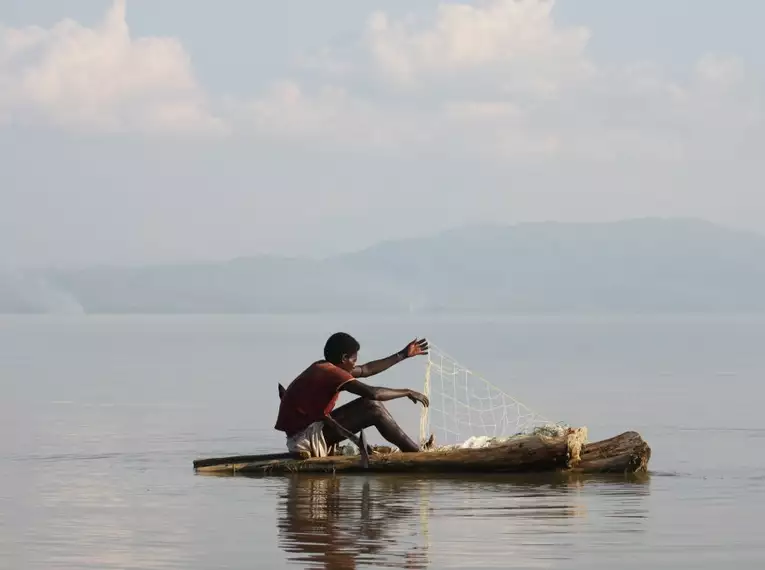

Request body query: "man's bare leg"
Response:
[322, 398, 420, 452]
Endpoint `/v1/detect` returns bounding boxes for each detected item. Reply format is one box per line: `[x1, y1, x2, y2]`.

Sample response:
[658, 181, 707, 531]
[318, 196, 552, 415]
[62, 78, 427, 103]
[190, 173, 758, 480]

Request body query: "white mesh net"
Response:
[418, 343, 568, 451]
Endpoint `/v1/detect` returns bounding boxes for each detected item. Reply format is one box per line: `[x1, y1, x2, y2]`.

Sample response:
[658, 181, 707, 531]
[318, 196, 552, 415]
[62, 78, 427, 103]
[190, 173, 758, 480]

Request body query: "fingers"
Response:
[408, 337, 429, 354]
[409, 392, 429, 407]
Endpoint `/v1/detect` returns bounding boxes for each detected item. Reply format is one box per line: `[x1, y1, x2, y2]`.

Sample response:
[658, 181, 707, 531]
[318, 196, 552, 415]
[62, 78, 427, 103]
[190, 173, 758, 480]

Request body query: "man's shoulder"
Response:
[315, 360, 353, 376]
[306, 360, 354, 385]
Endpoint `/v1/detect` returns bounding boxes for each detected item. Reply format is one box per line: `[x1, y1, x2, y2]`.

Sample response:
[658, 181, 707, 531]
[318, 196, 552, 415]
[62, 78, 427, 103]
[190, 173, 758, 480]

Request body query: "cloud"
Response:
[695, 54, 745, 89]
[2, 0, 761, 162]
[239, 0, 762, 162]
[231, 81, 438, 151]
[0, 0, 225, 135]
[365, 0, 595, 94]
[236, 82, 381, 143]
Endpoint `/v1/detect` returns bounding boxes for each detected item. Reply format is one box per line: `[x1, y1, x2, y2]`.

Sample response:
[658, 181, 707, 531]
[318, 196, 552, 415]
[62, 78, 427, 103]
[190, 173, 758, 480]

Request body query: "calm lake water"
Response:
[2, 314, 764, 569]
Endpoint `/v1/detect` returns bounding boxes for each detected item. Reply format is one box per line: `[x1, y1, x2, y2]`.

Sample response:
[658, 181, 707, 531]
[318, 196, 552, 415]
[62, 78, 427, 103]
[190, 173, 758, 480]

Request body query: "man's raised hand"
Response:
[402, 338, 429, 359]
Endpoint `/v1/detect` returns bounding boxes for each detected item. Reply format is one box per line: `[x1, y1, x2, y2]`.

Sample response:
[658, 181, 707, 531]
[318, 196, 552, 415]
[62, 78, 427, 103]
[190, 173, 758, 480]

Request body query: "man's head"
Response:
[324, 332, 360, 371]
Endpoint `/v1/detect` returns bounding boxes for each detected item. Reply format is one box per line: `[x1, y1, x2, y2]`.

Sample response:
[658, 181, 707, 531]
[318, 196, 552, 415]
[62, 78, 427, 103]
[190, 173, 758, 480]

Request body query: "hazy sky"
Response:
[2, 0, 764, 267]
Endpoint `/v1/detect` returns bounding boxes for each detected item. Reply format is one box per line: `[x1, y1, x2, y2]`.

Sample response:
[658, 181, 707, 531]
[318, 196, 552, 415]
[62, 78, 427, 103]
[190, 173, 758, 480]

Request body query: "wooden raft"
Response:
[192, 428, 650, 476]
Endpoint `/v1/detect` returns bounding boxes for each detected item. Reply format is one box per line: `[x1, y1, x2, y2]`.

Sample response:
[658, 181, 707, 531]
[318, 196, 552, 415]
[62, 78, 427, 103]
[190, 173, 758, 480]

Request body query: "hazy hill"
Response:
[39, 256, 409, 314]
[335, 218, 765, 313]
[3, 218, 765, 314]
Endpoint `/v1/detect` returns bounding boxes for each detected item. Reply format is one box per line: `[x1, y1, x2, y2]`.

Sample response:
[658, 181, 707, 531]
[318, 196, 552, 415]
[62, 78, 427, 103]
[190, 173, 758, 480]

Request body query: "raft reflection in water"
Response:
[277, 475, 430, 570]
[274, 473, 650, 570]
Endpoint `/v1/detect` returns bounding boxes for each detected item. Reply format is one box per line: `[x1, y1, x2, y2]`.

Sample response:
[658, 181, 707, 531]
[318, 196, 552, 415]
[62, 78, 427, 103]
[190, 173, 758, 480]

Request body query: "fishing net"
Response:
[418, 343, 568, 451]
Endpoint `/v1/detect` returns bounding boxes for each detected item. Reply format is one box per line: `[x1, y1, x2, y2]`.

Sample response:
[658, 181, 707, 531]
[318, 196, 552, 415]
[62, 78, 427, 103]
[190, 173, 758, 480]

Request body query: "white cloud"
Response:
[1, 0, 761, 163]
[366, 0, 595, 94]
[695, 54, 745, 88]
[0, 0, 225, 135]
[232, 81, 436, 150]
[239, 0, 762, 163]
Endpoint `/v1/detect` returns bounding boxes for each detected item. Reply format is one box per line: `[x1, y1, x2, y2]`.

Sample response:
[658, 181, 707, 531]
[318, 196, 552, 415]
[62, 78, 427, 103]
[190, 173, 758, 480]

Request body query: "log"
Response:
[194, 427, 589, 475]
[574, 430, 651, 474]
[192, 429, 652, 476]
[193, 452, 304, 469]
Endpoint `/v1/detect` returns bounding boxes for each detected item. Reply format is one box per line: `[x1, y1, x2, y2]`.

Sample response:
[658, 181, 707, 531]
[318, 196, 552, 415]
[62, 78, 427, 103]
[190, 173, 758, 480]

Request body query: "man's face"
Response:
[339, 351, 358, 372]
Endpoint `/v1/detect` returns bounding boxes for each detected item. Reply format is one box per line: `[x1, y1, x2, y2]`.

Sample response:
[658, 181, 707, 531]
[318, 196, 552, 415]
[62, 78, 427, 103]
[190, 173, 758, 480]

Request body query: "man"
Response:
[274, 332, 430, 457]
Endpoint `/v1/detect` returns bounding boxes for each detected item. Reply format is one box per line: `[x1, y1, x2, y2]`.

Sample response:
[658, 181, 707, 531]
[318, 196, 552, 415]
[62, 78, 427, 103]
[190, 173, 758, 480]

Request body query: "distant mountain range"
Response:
[3, 218, 765, 314]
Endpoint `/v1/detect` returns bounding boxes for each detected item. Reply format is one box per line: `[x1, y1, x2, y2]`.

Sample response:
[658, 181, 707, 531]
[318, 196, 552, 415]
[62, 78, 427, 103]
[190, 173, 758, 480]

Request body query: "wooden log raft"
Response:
[192, 427, 649, 476]
[193, 428, 651, 476]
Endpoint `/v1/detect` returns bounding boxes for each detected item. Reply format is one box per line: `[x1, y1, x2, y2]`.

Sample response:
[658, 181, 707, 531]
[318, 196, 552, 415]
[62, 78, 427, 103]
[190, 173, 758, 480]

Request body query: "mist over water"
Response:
[2, 314, 763, 569]
[0, 271, 85, 314]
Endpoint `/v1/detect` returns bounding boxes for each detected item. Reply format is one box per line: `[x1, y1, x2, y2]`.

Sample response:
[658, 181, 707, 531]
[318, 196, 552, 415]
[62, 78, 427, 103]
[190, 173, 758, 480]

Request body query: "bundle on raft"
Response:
[193, 428, 651, 476]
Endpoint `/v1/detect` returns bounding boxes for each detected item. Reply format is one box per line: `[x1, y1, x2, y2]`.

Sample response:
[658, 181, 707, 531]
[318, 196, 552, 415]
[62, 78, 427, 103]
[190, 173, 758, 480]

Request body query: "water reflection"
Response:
[277, 475, 430, 569]
[275, 473, 650, 569]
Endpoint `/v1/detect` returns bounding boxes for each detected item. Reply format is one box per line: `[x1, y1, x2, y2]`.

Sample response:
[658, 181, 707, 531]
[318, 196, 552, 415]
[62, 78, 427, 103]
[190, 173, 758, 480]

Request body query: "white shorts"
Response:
[286, 421, 330, 458]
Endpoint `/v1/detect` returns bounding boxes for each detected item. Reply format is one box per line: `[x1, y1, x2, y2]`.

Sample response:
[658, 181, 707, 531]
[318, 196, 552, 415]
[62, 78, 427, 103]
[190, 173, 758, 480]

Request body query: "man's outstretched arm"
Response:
[352, 338, 429, 378]
[341, 379, 429, 407]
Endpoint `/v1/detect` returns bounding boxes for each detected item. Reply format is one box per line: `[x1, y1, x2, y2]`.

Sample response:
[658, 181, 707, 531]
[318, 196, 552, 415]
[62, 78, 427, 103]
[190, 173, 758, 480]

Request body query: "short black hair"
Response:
[323, 332, 360, 364]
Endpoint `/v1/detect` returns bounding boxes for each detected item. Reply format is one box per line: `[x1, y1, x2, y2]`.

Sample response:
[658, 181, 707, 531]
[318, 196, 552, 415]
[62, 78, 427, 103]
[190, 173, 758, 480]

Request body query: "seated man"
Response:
[274, 332, 430, 457]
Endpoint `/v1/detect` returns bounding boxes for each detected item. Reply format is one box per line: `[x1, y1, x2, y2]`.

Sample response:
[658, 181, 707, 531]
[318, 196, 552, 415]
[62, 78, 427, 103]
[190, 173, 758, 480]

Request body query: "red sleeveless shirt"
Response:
[274, 361, 354, 437]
